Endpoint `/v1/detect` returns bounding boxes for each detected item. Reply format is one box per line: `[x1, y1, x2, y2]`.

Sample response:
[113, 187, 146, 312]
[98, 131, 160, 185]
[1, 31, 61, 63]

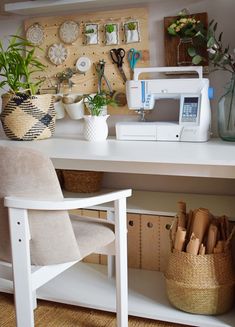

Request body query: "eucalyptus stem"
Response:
[227, 75, 235, 130]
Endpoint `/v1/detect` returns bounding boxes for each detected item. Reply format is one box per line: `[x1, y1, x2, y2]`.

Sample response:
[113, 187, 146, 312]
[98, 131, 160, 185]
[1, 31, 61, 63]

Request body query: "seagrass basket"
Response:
[0, 93, 55, 141]
[164, 249, 235, 315]
[62, 170, 103, 193]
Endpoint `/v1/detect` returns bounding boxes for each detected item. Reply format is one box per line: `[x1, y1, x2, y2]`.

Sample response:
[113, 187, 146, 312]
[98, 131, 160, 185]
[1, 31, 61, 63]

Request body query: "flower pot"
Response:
[106, 31, 118, 45]
[64, 99, 84, 120]
[83, 115, 109, 142]
[0, 93, 55, 141]
[218, 75, 235, 141]
[54, 98, 65, 119]
[126, 29, 139, 43]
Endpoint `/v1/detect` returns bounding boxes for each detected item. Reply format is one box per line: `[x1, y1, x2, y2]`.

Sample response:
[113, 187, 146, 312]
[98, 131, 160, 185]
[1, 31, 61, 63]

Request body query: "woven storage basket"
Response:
[62, 170, 103, 193]
[0, 93, 55, 141]
[164, 249, 235, 315]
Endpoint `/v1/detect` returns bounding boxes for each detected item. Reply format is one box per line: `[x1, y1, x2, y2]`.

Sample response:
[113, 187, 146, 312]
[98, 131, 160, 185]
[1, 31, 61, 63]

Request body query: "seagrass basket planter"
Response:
[62, 170, 103, 193]
[0, 93, 55, 141]
[164, 249, 235, 315]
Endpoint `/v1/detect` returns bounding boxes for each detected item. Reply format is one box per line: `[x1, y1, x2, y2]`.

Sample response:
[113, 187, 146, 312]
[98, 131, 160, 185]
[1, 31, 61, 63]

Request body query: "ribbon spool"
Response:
[76, 56, 91, 73]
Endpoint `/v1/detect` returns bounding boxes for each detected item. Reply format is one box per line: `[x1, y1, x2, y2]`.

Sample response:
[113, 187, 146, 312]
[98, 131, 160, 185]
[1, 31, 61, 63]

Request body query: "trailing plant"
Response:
[0, 34, 46, 96]
[84, 92, 116, 116]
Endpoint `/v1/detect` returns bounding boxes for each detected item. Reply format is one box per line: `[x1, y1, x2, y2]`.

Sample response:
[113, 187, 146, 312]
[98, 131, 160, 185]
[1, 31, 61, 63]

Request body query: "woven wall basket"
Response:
[164, 250, 235, 315]
[0, 93, 55, 141]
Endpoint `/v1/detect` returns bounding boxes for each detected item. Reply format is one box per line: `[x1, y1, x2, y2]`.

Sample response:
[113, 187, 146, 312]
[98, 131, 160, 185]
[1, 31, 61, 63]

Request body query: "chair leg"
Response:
[8, 208, 34, 327]
[114, 198, 128, 327]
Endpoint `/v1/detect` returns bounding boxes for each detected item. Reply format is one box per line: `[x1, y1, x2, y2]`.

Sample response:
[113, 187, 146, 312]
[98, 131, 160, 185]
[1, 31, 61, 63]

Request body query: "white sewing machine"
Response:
[116, 66, 212, 142]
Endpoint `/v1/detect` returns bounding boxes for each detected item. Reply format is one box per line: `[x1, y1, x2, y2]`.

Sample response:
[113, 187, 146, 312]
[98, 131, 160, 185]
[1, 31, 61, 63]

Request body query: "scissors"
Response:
[110, 48, 127, 82]
[128, 48, 142, 71]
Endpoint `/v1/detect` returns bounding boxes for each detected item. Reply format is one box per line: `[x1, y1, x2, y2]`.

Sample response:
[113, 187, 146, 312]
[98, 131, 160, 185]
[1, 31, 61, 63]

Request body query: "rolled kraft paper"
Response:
[191, 208, 210, 243]
[177, 201, 186, 228]
[206, 224, 218, 254]
[214, 240, 225, 254]
[199, 243, 206, 255]
[186, 233, 200, 255]
[174, 226, 186, 251]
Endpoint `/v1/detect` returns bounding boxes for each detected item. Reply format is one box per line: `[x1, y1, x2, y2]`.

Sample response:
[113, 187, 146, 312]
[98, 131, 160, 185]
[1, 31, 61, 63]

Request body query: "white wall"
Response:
[0, 0, 235, 194]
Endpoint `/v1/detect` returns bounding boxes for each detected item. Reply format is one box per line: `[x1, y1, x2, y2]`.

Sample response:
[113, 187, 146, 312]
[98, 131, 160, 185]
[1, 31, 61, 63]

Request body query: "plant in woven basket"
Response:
[0, 34, 56, 141]
[0, 34, 46, 96]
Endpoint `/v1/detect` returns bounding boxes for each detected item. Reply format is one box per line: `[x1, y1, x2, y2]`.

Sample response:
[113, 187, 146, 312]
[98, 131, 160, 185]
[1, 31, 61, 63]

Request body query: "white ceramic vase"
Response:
[83, 115, 109, 141]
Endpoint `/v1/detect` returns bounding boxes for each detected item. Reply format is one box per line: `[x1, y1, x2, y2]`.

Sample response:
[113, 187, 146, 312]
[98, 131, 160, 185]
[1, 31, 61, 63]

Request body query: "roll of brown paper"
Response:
[190, 208, 210, 243]
[174, 226, 186, 251]
[177, 201, 186, 228]
[186, 233, 200, 255]
[199, 243, 206, 255]
[206, 224, 218, 254]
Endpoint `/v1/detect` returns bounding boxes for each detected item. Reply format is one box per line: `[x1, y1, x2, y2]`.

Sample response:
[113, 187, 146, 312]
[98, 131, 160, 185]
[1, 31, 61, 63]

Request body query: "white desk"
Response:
[1, 136, 235, 327]
[0, 136, 235, 178]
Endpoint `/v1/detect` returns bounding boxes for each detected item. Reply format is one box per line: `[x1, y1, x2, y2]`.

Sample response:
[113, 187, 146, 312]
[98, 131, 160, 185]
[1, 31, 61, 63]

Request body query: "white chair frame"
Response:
[0, 189, 131, 327]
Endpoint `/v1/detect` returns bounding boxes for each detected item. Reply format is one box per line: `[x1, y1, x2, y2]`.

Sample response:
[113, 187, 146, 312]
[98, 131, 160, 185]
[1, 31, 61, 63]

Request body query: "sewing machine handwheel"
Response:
[112, 91, 127, 107]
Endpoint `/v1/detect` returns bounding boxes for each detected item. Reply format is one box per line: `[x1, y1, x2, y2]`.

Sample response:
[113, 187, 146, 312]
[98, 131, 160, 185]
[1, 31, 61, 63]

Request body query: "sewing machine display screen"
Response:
[181, 96, 200, 123]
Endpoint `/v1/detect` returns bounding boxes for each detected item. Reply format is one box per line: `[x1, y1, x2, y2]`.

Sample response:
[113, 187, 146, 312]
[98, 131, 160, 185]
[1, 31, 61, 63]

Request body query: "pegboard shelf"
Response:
[24, 7, 150, 115]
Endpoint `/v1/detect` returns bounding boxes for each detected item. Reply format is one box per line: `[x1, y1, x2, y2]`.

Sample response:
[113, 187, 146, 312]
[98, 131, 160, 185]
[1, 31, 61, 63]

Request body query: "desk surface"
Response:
[0, 137, 235, 178]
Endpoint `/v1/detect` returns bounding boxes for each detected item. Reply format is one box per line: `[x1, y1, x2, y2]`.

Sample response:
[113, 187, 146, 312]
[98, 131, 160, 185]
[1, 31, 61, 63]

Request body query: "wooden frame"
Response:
[164, 12, 209, 72]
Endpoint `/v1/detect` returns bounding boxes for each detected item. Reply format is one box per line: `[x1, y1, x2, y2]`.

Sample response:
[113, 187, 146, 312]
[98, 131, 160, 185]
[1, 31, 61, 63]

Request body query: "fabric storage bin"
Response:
[164, 249, 235, 315]
[62, 170, 103, 193]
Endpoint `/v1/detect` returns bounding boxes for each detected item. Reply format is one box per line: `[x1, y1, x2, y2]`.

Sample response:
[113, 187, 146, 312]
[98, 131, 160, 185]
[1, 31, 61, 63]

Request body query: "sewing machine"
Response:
[116, 66, 212, 142]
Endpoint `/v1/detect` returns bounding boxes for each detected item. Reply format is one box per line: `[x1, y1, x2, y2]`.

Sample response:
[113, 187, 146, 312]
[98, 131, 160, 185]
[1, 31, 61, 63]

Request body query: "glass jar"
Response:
[177, 37, 194, 66]
[218, 74, 235, 141]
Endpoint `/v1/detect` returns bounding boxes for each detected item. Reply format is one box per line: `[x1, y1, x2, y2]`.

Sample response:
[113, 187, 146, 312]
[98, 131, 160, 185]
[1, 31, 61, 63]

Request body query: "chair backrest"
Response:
[0, 145, 80, 265]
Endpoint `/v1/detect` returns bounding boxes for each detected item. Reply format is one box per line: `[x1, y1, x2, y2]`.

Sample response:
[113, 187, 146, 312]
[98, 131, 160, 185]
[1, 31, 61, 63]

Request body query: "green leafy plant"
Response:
[0, 35, 46, 96]
[84, 92, 116, 116]
[190, 20, 235, 72]
[85, 28, 95, 34]
[127, 22, 137, 31]
[106, 24, 115, 33]
[167, 15, 204, 38]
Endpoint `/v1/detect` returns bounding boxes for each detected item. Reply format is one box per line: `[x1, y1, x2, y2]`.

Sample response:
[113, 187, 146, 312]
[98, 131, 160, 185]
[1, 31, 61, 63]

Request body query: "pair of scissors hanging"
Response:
[110, 48, 127, 82]
[128, 48, 142, 71]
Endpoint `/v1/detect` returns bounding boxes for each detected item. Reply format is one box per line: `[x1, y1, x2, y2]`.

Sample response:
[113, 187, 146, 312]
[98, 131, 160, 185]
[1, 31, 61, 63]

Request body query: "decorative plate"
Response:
[59, 20, 79, 44]
[26, 23, 44, 45]
[48, 43, 68, 65]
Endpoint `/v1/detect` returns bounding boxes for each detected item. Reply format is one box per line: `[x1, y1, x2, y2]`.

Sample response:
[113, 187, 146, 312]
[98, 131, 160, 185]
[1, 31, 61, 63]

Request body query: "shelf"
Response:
[63, 189, 235, 220]
[1, 263, 234, 327]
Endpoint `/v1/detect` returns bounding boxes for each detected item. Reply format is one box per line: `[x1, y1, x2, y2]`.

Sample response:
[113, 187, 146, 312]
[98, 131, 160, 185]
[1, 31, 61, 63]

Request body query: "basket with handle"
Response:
[164, 218, 235, 315]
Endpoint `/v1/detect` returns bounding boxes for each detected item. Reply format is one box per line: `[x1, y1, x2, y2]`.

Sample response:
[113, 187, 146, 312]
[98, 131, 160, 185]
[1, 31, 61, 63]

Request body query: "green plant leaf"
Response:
[187, 47, 196, 57]
[192, 55, 203, 65]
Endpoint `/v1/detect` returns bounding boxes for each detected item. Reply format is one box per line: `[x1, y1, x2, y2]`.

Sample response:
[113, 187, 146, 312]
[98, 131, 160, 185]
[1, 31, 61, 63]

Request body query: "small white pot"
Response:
[126, 29, 139, 43]
[64, 99, 84, 120]
[106, 31, 118, 45]
[83, 115, 109, 141]
[54, 100, 65, 119]
[86, 33, 98, 45]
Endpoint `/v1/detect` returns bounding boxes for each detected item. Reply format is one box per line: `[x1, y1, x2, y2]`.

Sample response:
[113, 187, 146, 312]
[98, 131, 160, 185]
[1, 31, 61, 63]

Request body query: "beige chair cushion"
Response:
[0, 145, 81, 265]
[70, 215, 115, 258]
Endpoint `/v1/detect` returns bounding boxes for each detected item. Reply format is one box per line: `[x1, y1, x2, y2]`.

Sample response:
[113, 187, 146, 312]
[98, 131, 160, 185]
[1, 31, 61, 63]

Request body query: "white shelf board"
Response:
[64, 189, 235, 220]
[1, 263, 233, 327]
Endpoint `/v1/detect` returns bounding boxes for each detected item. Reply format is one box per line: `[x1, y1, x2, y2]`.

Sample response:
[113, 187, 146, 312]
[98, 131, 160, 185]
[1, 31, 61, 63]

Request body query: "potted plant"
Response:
[105, 23, 118, 45]
[83, 92, 116, 141]
[125, 21, 139, 43]
[0, 34, 55, 141]
[85, 24, 98, 45]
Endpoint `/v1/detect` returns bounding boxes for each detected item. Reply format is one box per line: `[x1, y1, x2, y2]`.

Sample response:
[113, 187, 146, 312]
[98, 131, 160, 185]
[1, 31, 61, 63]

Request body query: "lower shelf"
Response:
[1, 263, 234, 327]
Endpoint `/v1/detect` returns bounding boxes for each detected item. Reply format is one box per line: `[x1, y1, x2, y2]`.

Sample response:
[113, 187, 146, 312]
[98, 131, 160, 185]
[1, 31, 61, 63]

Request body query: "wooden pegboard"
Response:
[24, 7, 150, 115]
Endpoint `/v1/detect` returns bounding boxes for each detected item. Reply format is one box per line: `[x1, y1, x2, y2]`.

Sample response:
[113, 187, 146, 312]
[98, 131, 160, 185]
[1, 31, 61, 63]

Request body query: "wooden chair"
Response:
[0, 145, 131, 327]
